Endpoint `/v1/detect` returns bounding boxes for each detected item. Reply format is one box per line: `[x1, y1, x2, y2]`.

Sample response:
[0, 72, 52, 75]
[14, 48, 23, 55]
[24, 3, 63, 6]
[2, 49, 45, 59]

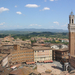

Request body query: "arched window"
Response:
[72, 19, 73, 24]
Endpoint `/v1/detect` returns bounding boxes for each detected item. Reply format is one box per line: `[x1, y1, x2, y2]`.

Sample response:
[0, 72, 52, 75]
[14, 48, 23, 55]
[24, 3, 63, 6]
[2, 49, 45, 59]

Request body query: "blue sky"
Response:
[0, 0, 74, 30]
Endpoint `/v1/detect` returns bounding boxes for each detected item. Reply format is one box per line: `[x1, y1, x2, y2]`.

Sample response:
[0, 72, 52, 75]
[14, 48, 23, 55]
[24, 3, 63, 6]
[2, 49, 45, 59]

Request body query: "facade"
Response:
[10, 45, 34, 65]
[53, 48, 69, 64]
[68, 12, 75, 69]
[61, 39, 69, 43]
[33, 46, 52, 62]
[69, 55, 75, 69]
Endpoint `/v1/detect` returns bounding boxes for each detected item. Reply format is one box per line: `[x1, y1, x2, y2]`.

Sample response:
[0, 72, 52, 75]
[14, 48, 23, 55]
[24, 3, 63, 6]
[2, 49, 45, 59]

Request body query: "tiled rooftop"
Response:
[32, 46, 51, 50]
[0, 54, 8, 61]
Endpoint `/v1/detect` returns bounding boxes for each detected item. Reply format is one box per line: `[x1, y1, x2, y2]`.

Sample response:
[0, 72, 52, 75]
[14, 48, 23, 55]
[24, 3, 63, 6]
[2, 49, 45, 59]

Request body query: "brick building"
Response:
[53, 48, 69, 64]
[68, 12, 75, 69]
[10, 45, 34, 65]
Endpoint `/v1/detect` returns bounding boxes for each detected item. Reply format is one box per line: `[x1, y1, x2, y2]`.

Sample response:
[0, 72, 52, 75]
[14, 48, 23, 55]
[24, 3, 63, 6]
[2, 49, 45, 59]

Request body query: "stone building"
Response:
[32, 46, 52, 62]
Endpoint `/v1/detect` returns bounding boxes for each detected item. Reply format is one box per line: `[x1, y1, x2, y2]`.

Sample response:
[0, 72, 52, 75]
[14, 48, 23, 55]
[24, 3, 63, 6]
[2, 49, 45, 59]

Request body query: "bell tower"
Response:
[68, 12, 75, 56]
[69, 12, 74, 25]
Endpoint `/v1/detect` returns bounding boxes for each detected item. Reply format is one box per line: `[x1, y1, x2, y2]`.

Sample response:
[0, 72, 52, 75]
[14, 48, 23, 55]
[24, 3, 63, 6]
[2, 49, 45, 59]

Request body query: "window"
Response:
[72, 19, 73, 24]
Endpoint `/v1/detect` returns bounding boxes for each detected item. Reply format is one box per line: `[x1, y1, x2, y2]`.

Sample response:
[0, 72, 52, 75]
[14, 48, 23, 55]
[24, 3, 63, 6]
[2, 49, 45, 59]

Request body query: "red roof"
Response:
[11, 64, 21, 69]
[44, 60, 53, 63]
[41, 44, 45, 46]
[26, 62, 35, 65]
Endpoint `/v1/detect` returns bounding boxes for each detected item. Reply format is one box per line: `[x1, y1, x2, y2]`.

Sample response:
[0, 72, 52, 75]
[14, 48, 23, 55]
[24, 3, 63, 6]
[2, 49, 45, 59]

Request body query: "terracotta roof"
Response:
[50, 43, 64, 46]
[0, 54, 8, 61]
[33, 43, 45, 46]
[0, 67, 11, 75]
[9, 67, 40, 75]
[26, 62, 35, 65]
[44, 60, 53, 63]
[11, 64, 21, 69]
[52, 48, 69, 51]
[0, 46, 13, 50]
[32, 46, 52, 50]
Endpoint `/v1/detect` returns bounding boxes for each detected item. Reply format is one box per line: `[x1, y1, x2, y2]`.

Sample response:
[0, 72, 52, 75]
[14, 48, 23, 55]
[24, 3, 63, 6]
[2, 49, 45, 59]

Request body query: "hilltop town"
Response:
[0, 34, 70, 75]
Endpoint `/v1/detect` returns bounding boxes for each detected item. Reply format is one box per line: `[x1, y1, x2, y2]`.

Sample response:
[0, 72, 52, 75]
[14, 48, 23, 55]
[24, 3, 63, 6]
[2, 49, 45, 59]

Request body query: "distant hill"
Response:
[0, 29, 68, 34]
[8, 28, 68, 32]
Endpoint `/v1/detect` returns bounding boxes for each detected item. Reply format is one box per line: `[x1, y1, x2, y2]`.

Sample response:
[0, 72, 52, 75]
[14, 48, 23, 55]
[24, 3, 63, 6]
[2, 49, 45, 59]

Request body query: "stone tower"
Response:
[68, 12, 75, 56]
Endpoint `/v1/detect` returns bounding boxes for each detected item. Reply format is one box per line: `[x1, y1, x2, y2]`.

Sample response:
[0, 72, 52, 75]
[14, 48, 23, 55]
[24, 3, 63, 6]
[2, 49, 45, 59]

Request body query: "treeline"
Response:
[0, 32, 68, 40]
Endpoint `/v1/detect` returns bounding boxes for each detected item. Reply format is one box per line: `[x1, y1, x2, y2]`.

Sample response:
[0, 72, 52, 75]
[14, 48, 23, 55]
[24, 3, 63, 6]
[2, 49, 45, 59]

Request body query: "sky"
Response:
[0, 0, 75, 30]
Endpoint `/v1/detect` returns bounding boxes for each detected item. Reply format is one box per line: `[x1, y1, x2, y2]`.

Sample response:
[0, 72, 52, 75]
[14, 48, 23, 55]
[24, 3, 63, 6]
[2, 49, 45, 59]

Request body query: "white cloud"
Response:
[42, 7, 50, 10]
[53, 21, 59, 25]
[16, 11, 22, 15]
[0, 7, 9, 13]
[0, 22, 5, 25]
[50, 0, 54, 1]
[29, 24, 41, 27]
[25, 4, 40, 8]
[15, 5, 17, 8]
